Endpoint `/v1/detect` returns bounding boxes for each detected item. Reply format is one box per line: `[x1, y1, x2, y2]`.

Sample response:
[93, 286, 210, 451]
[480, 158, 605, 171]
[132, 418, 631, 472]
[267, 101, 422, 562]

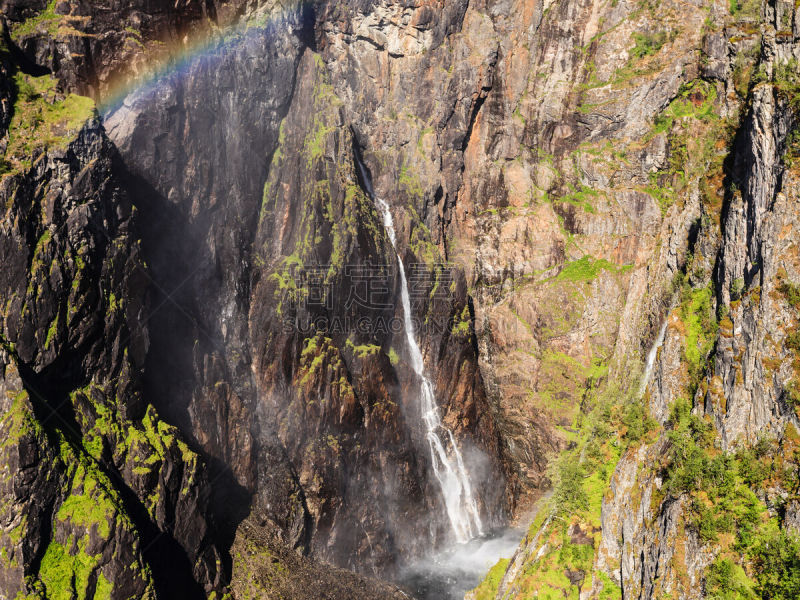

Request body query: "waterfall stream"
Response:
[639, 318, 668, 397]
[356, 157, 483, 543]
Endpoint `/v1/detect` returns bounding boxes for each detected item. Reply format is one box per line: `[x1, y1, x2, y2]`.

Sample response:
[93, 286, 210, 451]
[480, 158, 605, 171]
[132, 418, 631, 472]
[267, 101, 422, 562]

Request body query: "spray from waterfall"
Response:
[356, 156, 483, 543]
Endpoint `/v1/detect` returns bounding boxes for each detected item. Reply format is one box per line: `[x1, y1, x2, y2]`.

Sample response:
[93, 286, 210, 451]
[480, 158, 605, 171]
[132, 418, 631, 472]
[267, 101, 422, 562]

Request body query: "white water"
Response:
[357, 158, 483, 543]
[639, 319, 668, 397]
[398, 527, 522, 599]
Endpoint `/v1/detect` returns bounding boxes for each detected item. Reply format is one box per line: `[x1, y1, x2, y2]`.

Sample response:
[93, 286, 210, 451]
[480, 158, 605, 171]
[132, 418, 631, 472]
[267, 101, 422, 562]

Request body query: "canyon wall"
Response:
[1, 0, 800, 598]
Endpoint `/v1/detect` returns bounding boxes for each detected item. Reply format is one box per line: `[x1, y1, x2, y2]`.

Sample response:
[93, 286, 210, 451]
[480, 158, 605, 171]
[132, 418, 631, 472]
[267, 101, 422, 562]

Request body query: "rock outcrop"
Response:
[0, 108, 223, 594]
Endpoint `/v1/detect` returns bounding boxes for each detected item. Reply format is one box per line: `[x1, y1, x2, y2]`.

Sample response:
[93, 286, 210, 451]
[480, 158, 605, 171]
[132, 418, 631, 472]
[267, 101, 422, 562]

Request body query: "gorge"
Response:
[1, 0, 800, 599]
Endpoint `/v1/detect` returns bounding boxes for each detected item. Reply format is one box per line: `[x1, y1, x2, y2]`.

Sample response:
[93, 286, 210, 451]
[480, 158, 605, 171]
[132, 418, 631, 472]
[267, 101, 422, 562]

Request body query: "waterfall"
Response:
[357, 157, 483, 543]
[639, 319, 668, 397]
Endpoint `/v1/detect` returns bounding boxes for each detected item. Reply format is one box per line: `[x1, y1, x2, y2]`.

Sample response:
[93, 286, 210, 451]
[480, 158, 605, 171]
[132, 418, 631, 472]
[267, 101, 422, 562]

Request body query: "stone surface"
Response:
[3, 0, 800, 598]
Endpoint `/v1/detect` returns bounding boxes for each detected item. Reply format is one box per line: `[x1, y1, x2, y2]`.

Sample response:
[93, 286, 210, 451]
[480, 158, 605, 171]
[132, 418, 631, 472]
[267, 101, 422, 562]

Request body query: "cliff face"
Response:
[103, 1, 504, 573]
[2, 0, 507, 591]
[592, 13, 800, 597]
[0, 111, 222, 595]
[2, 0, 800, 598]
[472, 0, 800, 597]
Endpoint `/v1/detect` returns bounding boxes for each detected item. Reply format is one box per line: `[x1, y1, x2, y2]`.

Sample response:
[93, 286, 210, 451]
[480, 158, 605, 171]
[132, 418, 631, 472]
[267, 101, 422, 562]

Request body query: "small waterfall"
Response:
[639, 319, 668, 397]
[357, 157, 483, 543]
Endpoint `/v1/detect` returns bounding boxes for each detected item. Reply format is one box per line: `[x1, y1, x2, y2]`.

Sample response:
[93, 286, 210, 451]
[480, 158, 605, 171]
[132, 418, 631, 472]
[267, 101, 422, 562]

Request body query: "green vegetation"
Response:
[296, 336, 356, 410]
[469, 558, 510, 600]
[73, 382, 200, 518]
[772, 59, 800, 169]
[706, 557, 757, 599]
[0, 390, 42, 449]
[584, 24, 676, 88]
[662, 398, 717, 495]
[327, 183, 377, 281]
[303, 115, 335, 166]
[399, 164, 424, 199]
[416, 126, 434, 153]
[268, 254, 307, 315]
[34, 230, 52, 256]
[621, 395, 657, 444]
[551, 459, 588, 515]
[785, 127, 800, 169]
[39, 540, 109, 600]
[451, 305, 471, 337]
[345, 339, 381, 359]
[554, 255, 631, 283]
[643, 176, 676, 215]
[93, 573, 113, 600]
[124, 26, 144, 48]
[653, 80, 718, 134]
[629, 30, 671, 59]
[10, 0, 60, 40]
[732, 40, 761, 99]
[57, 467, 114, 538]
[264, 50, 388, 318]
[558, 183, 599, 213]
[473, 371, 648, 599]
[751, 530, 800, 599]
[676, 283, 717, 391]
[260, 120, 287, 222]
[408, 208, 440, 267]
[595, 571, 622, 600]
[32, 421, 156, 598]
[107, 292, 122, 313]
[778, 271, 800, 414]
[302, 55, 342, 168]
[644, 79, 731, 216]
[388, 347, 399, 366]
[299, 335, 333, 384]
[2, 72, 94, 175]
[44, 313, 58, 349]
[3, 372, 180, 596]
[536, 350, 606, 425]
[730, 277, 745, 301]
[729, 0, 761, 20]
[661, 399, 800, 598]
[471, 39, 796, 599]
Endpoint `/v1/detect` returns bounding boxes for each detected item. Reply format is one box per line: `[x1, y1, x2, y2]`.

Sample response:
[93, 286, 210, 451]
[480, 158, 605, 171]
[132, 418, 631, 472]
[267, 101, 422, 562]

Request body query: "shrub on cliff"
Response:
[552, 460, 589, 515]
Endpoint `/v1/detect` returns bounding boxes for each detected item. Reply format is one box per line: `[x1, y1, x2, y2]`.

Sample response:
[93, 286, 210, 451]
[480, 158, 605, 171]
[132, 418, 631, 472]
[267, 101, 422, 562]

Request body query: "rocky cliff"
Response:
[468, 0, 800, 597]
[1, 0, 800, 598]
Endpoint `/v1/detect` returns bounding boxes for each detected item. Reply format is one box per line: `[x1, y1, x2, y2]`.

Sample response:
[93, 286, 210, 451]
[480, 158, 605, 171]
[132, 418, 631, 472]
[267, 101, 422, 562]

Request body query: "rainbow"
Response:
[99, 1, 313, 115]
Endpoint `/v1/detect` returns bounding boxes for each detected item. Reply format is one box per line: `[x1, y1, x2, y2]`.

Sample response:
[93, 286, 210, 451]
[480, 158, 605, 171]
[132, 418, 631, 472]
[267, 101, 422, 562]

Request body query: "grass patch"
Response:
[468, 558, 510, 600]
[2, 72, 94, 176]
[399, 164, 424, 199]
[345, 339, 381, 359]
[554, 255, 630, 283]
[558, 183, 599, 213]
[39, 540, 103, 600]
[10, 0, 60, 40]
[729, 0, 761, 19]
[677, 283, 717, 390]
[388, 347, 399, 366]
[451, 304, 471, 337]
